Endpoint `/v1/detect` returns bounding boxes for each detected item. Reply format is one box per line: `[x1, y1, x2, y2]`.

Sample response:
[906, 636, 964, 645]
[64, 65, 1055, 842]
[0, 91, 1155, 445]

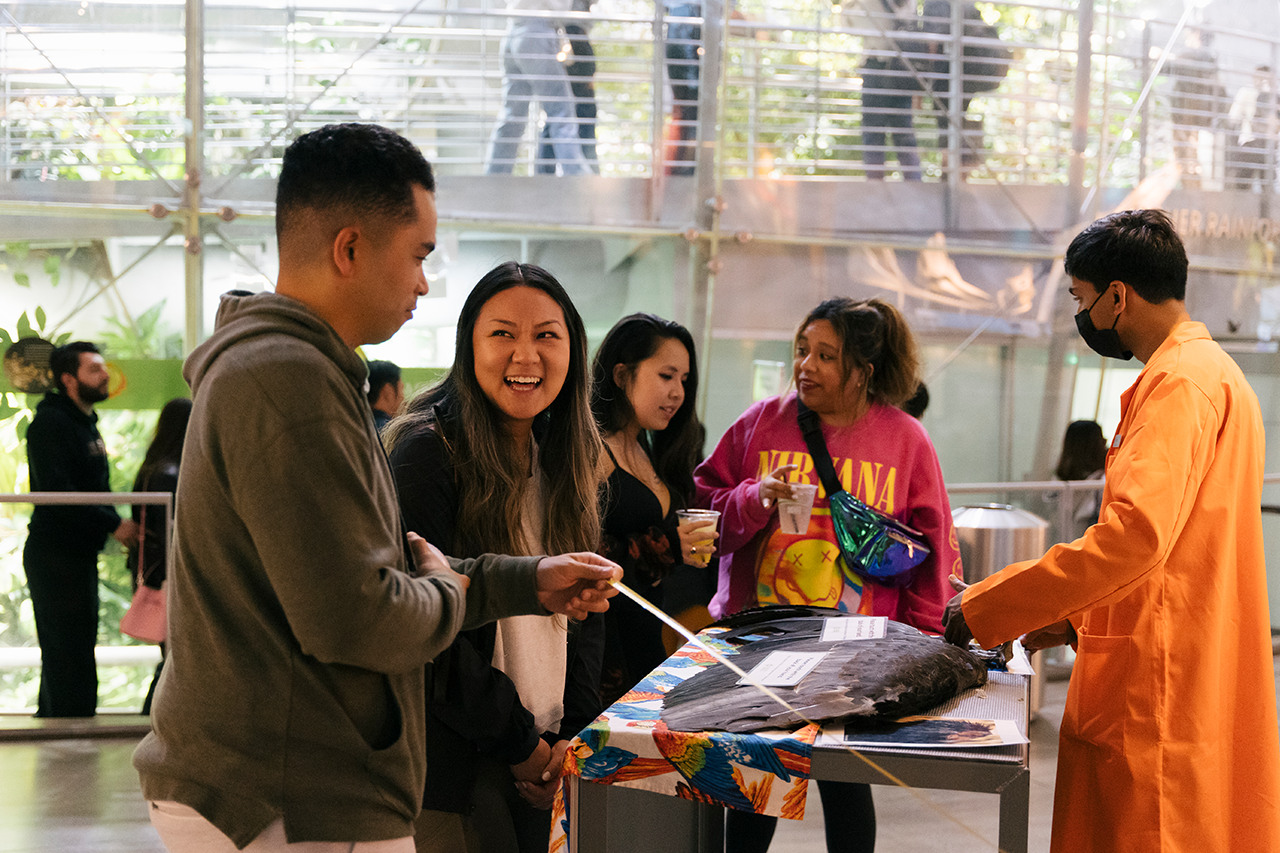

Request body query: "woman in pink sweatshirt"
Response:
[693, 296, 961, 853]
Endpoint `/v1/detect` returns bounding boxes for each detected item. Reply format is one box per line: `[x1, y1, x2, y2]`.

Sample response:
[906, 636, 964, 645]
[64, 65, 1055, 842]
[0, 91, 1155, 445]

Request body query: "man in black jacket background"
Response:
[23, 340, 138, 717]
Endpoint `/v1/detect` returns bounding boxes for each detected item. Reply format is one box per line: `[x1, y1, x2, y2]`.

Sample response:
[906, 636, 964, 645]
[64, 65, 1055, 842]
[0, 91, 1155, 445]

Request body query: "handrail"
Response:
[0, 492, 173, 506]
[947, 475, 1280, 548]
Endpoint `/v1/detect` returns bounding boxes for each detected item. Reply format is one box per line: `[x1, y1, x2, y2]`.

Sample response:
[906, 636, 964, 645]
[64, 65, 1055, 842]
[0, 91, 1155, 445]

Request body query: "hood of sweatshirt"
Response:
[184, 291, 369, 397]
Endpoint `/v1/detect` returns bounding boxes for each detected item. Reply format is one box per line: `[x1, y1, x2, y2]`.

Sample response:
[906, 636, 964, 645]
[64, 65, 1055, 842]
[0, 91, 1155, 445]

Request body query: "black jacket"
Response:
[129, 462, 179, 590]
[388, 405, 604, 814]
[25, 391, 121, 550]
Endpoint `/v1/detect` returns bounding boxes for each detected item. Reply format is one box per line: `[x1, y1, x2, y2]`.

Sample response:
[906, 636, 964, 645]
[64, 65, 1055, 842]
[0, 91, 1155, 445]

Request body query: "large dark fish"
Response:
[660, 607, 988, 733]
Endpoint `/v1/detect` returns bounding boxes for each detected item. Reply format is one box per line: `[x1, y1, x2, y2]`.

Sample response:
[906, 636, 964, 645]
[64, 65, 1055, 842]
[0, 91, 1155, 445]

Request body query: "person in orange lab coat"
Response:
[943, 208, 1280, 853]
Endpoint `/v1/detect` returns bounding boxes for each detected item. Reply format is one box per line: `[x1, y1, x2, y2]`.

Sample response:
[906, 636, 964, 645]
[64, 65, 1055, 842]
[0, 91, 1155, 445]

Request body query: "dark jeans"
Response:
[537, 23, 598, 173]
[725, 779, 876, 853]
[930, 91, 983, 169]
[862, 61, 922, 181]
[666, 4, 701, 175]
[23, 537, 100, 717]
[1227, 139, 1270, 190]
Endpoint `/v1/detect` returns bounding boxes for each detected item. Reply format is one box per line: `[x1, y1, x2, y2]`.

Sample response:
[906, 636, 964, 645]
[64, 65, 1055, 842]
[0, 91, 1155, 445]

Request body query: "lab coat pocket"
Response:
[1063, 632, 1131, 753]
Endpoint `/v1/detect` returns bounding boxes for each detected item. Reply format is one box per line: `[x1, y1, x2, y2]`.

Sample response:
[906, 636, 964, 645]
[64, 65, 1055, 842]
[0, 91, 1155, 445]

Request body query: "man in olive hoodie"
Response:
[134, 124, 620, 852]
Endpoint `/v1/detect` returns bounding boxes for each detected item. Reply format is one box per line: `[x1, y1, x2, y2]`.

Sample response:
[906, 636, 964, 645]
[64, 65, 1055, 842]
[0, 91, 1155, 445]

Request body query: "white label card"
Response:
[737, 650, 828, 687]
[820, 616, 888, 642]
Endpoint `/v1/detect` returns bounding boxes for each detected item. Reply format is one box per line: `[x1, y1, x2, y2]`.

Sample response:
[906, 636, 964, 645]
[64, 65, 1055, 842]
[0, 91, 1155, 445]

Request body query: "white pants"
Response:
[148, 800, 415, 853]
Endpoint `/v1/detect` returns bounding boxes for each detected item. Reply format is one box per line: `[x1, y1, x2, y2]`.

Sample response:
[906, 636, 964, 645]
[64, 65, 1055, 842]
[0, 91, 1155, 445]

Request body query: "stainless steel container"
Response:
[951, 503, 1049, 716]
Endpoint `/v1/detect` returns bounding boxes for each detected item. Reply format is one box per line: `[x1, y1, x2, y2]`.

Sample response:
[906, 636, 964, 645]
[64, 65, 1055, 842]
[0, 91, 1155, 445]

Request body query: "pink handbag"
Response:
[119, 502, 167, 644]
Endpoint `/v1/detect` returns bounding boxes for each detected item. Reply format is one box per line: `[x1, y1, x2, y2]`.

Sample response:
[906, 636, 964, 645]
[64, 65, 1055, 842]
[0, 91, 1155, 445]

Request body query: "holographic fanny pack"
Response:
[797, 403, 931, 587]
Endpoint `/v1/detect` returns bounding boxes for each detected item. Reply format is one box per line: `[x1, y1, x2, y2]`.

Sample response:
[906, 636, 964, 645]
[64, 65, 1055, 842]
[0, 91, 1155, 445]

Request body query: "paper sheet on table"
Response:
[820, 616, 888, 642]
[817, 716, 1029, 748]
[736, 650, 828, 687]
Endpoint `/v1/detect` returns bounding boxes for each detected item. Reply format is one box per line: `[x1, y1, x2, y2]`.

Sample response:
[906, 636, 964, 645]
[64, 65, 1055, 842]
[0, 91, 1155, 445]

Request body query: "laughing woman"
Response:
[384, 262, 603, 853]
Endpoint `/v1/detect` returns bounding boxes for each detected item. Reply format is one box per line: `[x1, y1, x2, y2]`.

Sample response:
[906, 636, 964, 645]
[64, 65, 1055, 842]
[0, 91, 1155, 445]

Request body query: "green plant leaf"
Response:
[34, 306, 45, 329]
[0, 328, 11, 347]
[14, 272, 29, 288]
[16, 312, 33, 340]
[5, 242, 29, 263]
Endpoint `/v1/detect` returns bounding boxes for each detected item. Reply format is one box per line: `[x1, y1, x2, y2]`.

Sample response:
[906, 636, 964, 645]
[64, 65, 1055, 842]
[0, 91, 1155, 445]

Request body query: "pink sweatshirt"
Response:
[694, 393, 960, 633]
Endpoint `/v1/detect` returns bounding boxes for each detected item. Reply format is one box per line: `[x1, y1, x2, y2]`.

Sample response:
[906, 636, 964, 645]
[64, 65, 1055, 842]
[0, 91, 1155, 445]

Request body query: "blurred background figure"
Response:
[847, 0, 924, 181]
[538, 0, 598, 174]
[1050, 419, 1107, 542]
[128, 397, 193, 714]
[487, 0, 591, 175]
[24, 341, 139, 718]
[901, 381, 929, 419]
[920, 0, 1012, 178]
[366, 359, 404, 433]
[1166, 28, 1225, 190]
[663, 0, 704, 176]
[1227, 65, 1277, 191]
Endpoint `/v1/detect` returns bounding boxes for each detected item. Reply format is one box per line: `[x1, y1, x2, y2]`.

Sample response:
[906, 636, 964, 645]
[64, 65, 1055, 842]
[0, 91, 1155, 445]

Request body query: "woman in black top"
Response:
[127, 396, 192, 714]
[385, 262, 602, 853]
[590, 313, 713, 706]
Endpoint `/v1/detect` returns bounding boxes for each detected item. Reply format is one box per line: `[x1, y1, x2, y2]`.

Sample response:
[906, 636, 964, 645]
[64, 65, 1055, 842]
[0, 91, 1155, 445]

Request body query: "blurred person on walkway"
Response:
[1166, 28, 1225, 189]
[1227, 65, 1277, 191]
[537, 0, 598, 173]
[487, 0, 592, 176]
[846, 0, 925, 181]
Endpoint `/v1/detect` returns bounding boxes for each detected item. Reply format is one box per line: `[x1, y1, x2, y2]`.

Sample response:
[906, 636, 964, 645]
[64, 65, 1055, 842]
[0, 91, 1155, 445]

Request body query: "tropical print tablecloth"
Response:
[550, 629, 818, 852]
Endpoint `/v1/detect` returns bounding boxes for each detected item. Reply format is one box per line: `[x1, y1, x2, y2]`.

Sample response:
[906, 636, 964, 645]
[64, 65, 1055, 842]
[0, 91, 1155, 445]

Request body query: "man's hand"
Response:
[942, 574, 974, 647]
[408, 532, 469, 590]
[113, 518, 140, 549]
[536, 553, 621, 620]
[1022, 620, 1076, 652]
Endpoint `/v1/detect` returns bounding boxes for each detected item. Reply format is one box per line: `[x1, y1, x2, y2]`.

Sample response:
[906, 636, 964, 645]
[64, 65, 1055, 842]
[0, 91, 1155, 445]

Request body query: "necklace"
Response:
[609, 435, 665, 491]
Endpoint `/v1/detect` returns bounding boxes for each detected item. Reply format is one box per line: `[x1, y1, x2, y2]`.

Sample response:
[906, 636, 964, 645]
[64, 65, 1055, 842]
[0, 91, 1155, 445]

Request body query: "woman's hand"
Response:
[513, 739, 570, 809]
[756, 464, 799, 510]
[510, 738, 552, 785]
[677, 517, 718, 565]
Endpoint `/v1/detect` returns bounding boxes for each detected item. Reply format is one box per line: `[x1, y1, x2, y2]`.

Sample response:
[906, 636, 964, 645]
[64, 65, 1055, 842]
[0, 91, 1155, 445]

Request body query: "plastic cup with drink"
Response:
[676, 508, 720, 567]
[777, 483, 818, 535]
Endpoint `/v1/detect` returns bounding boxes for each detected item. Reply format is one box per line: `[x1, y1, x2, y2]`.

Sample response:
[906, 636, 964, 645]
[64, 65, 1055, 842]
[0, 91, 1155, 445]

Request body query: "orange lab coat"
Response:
[963, 322, 1280, 853]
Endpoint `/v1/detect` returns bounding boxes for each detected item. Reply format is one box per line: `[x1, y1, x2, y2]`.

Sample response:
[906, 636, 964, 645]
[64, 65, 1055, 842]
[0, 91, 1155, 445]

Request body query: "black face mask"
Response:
[1074, 288, 1133, 361]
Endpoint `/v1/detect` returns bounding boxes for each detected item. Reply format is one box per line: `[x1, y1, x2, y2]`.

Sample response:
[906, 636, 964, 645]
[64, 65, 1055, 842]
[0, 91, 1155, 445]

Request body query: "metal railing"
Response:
[0, 490, 172, 669]
[2, 1, 1279, 188]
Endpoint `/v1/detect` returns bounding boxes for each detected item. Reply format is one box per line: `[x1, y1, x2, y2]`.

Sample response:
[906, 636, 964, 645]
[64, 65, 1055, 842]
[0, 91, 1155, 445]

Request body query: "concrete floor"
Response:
[1, 660, 1276, 853]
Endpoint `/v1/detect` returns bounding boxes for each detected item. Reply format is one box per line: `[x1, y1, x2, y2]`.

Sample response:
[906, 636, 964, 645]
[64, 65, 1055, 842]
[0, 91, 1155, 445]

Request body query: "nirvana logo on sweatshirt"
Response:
[756, 449, 898, 514]
[752, 448, 905, 616]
